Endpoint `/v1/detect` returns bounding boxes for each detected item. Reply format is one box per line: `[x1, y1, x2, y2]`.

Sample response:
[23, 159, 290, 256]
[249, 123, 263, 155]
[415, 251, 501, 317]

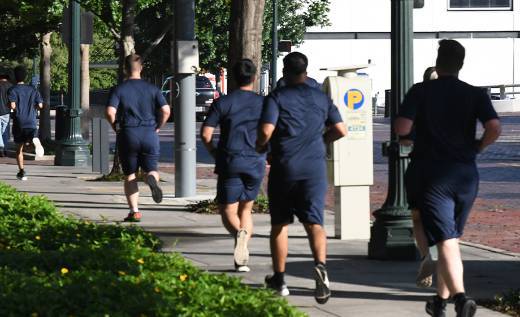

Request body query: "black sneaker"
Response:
[146, 174, 163, 203]
[16, 169, 27, 181]
[426, 295, 447, 317]
[454, 295, 477, 317]
[265, 275, 289, 296]
[234, 262, 250, 273]
[314, 263, 331, 304]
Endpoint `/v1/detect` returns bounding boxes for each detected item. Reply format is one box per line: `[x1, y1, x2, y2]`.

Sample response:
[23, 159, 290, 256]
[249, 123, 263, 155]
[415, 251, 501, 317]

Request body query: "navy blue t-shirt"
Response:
[8, 84, 42, 128]
[204, 89, 266, 176]
[399, 76, 499, 163]
[261, 84, 343, 181]
[108, 79, 168, 128]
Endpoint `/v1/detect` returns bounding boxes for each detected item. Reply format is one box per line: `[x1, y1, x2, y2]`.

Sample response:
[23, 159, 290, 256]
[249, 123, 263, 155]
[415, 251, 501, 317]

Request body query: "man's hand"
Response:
[323, 122, 347, 144]
[478, 118, 501, 153]
[105, 106, 118, 132]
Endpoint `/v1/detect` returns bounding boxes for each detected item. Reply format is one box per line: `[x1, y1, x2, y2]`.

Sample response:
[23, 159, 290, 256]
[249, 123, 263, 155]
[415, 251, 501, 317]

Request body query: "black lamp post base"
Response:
[368, 212, 418, 260]
[55, 143, 90, 167]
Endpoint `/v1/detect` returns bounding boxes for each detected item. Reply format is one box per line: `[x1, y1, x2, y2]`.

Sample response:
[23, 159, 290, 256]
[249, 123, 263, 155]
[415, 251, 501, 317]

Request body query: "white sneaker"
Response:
[32, 137, 44, 157]
[234, 229, 249, 266]
[416, 253, 436, 288]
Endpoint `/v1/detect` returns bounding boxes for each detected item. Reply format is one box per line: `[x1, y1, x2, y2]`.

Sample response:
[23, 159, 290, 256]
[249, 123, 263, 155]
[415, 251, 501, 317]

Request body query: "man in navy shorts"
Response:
[257, 52, 347, 303]
[106, 54, 170, 222]
[396, 40, 501, 317]
[201, 59, 266, 273]
[8, 66, 44, 180]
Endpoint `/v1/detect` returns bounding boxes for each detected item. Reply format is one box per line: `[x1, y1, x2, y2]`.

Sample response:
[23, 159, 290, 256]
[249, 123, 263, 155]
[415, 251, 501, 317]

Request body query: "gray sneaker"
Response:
[416, 253, 436, 288]
[32, 137, 44, 157]
[234, 229, 249, 266]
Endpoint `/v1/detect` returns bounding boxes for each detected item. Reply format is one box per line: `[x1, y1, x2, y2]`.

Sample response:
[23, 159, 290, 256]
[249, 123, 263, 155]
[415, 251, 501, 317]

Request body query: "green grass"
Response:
[0, 183, 306, 317]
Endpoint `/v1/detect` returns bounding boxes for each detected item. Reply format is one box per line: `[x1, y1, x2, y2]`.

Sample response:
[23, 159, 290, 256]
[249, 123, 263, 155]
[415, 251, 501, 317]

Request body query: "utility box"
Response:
[322, 65, 374, 240]
[176, 40, 199, 74]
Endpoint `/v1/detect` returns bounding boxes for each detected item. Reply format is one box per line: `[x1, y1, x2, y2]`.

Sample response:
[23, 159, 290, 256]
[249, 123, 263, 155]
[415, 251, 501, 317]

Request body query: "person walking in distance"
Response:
[106, 54, 170, 222]
[396, 40, 501, 317]
[256, 52, 347, 303]
[8, 66, 44, 180]
[0, 73, 13, 157]
[402, 66, 439, 288]
[201, 59, 266, 273]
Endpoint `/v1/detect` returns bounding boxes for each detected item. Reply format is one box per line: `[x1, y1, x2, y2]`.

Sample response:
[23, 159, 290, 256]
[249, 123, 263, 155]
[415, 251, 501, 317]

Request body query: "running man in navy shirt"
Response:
[8, 66, 44, 180]
[106, 54, 170, 222]
[201, 59, 266, 273]
[257, 52, 347, 303]
[396, 40, 501, 317]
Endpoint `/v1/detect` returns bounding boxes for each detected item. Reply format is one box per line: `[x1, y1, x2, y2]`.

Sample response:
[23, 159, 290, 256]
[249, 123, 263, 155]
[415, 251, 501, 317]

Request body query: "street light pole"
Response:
[368, 0, 418, 260]
[173, 0, 197, 197]
[55, 0, 89, 166]
[271, 0, 278, 91]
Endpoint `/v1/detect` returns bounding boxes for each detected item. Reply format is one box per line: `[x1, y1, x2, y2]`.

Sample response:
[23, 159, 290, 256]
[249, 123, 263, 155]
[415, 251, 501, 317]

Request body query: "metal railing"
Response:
[482, 84, 520, 100]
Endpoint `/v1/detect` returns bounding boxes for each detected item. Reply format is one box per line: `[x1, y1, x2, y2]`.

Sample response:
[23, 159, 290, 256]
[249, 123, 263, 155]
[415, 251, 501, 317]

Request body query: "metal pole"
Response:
[271, 0, 278, 91]
[55, 0, 89, 166]
[368, 0, 417, 260]
[173, 0, 197, 197]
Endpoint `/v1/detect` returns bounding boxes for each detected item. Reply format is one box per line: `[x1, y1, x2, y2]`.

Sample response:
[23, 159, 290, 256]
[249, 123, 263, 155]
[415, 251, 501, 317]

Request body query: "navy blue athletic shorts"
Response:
[13, 125, 36, 144]
[268, 175, 327, 226]
[217, 173, 263, 204]
[117, 126, 159, 176]
[405, 160, 479, 246]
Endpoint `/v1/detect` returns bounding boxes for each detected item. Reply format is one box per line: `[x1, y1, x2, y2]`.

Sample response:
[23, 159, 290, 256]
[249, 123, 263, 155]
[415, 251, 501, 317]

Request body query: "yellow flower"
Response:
[179, 274, 188, 282]
[76, 233, 81, 238]
[118, 271, 126, 276]
[35, 236, 41, 240]
[137, 258, 145, 265]
[154, 287, 161, 293]
[61, 267, 69, 275]
[31, 313, 38, 317]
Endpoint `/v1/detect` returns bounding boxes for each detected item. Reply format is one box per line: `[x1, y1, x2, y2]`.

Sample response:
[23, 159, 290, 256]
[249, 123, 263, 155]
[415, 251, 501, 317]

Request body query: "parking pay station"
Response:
[322, 65, 374, 240]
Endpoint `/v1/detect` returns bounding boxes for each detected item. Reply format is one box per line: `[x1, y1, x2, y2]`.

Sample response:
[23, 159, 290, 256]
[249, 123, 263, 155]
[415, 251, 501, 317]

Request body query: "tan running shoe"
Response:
[416, 253, 436, 288]
[234, 229, 249, 266]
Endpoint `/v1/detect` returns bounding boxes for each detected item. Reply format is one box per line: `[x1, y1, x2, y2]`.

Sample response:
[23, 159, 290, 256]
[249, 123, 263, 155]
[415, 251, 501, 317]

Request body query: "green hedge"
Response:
[0, 183, 306, 317]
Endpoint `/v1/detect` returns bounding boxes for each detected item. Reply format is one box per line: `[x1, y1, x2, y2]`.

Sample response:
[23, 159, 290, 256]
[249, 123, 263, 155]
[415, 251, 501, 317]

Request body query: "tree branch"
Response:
[141, 20, 175, 60]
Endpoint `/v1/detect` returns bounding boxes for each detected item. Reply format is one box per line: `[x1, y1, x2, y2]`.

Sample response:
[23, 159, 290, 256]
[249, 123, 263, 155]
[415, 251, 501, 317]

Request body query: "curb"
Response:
[461, 240, 520, 258]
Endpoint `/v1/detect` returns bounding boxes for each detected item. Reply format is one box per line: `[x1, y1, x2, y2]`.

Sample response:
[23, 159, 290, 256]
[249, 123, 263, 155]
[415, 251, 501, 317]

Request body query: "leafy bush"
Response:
[481, 289, 520, 317]
[187, 195, 270, 214]
[0, 183, 305, 317]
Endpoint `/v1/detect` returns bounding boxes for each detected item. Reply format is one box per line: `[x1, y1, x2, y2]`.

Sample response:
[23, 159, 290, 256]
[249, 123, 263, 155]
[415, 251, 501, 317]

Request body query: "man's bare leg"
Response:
[124, 173, 139, 212]
[16, 143, 24, 171]
[265, 223, 290, 295]
[437, 238, 465, 295]
[303, 223, 327, 264]
[413, 209, 436, 288]
[220, 202, 240, 235]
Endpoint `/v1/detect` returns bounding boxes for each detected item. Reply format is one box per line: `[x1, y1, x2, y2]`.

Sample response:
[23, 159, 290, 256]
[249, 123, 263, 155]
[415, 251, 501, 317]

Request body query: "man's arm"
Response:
[156, 105, 170, 133]
[200, 125, 217, 158]
[256, 123, 275, 153]
[323, 122, 347, 144]
[394, 117, 414, 136]
[477, 118, 501, 153]
[105, 106, 117, 132]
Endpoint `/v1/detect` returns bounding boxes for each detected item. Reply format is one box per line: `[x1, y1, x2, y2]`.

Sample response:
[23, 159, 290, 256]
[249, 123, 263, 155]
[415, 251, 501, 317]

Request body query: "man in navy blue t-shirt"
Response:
[396, 40, 501, 317]
[256, 52, 346, 303]
[201, 59, 266, 273]
[8, 66, 44, 180]
[106, 54, 170, 222]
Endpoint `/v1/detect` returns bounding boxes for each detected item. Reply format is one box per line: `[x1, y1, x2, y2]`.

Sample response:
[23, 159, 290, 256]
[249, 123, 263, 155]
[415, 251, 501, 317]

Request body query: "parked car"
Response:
[161, 75, 220, 121]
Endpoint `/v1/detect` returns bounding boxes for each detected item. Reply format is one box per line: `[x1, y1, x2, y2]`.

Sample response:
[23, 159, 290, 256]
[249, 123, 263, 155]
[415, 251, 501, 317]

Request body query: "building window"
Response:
[448, 0, 512, 10]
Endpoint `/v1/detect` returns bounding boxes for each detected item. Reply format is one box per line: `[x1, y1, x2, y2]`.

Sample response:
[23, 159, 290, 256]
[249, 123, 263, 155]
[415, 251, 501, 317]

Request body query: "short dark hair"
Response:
[0, 73, 10, 80]
[436, 39, 465, 73]
[422, 66, 436, 82]
[14, 66, 27, 83]
[233, 59, 257, 86]
[124, 54, 142, 74]
[283, 52, 308, 77]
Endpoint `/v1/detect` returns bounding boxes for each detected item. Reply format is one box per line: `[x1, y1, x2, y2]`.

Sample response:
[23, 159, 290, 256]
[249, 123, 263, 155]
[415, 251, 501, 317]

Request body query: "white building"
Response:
[287, 0, 520, 106]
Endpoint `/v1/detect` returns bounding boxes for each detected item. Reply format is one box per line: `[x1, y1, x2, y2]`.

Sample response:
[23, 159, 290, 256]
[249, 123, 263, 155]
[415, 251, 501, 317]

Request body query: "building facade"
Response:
[289, 0, 520, 104]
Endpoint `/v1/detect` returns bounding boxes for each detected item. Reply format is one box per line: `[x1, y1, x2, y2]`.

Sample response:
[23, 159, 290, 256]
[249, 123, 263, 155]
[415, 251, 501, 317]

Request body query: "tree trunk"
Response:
[118, 0, 136, 82]
[39, 32, 52, 146]
[111, 0, 137, 176]
[228, 0, 266, 92]
[81, 44, 90, 140]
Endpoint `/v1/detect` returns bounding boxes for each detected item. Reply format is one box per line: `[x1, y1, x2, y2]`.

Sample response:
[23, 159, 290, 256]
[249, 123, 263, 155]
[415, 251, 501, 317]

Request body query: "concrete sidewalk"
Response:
[1, 163, 517, 317]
